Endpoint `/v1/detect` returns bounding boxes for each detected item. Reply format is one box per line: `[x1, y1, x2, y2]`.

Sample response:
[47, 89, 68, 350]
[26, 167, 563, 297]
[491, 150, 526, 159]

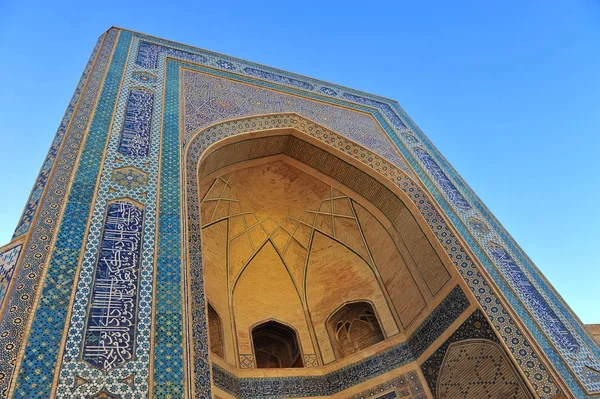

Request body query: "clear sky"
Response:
[0, 1, 598, 324]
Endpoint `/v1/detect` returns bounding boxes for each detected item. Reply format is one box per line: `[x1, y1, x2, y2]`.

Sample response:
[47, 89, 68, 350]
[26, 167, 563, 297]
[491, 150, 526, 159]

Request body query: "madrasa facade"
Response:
[0, 27, 598, 399]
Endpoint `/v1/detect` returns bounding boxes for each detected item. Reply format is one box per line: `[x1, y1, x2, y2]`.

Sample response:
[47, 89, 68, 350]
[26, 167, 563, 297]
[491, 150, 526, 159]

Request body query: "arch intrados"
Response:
[186, 127, 435, 248]
[188, 124, 424, 220]
[187, 130, 453, 293]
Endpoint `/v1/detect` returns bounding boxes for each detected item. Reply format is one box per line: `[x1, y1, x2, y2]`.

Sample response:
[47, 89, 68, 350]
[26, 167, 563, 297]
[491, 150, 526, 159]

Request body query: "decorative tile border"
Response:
[346, 370, 426, 399]
[140, 31, 599, 395]
[213, 367, 428, 399]
[0, 244, 23, 311]
[487, 243, 579, 354]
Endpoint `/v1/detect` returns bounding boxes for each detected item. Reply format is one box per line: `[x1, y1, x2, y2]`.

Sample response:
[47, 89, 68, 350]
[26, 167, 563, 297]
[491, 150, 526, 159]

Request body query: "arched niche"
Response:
[183, 114, 462, 394]
[251, 320, 303, 369]
[326, 301, 385, 360]
[207, 302, 224, 359]
[437, 339, 533, 399]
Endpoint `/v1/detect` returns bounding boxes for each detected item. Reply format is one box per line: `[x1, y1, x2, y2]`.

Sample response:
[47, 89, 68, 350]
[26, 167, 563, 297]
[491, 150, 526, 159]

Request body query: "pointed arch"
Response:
[183, 113, 465, 394]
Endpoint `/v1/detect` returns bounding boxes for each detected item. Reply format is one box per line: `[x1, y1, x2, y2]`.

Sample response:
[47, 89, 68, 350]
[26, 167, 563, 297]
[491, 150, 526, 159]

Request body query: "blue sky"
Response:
[0, 1, 598, 324]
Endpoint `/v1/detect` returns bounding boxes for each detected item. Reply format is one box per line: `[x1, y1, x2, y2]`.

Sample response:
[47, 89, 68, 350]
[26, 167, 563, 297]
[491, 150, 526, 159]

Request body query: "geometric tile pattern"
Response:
[437, 340, 533, 399]
[111, 166, 148, 189]
[182, 70, 414, 177]
[214, 368, 427, 399]
[135, 36, 600, 397]
[0, 29, 119, 398]
[12, 30, 132, 399]
[139, 37, 600, 395]
[131, 71, 157, 84]
[346, 370, 426, 399]
[0, 244, 22, 311]
[421, 310, 534, 399]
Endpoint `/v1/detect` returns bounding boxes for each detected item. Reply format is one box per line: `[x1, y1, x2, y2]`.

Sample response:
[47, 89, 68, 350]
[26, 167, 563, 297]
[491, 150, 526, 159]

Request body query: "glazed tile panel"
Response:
[345, 371, 426, 399]
[82, 201, 144, 370]
[118, 88, 154, 157]
[181, 70, 414, 177]
[487, 243, 579, 354]
[12, 31, 135, 398]
[0, 244, 22, 310]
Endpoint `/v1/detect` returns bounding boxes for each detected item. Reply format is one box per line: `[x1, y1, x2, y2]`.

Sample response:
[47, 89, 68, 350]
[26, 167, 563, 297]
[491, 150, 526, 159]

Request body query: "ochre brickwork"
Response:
[200, 160, 458, 371]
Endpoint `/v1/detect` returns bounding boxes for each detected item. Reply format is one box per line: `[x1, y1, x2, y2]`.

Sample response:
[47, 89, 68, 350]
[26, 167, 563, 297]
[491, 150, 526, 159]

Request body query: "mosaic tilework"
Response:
[487, 243, 579, 353]
[11, 30, 130, 399]
[181, 112, 417, 397]
[152, 53, 186, 399]
[12, 34, 106, 239]
[407, 287, 470, 356]
[131, 71, 157, 84]
[436, 340, 533, 399]
[421, 310, 535, 398]
[214, 349, 428, 398]
[466, 217, 490, 237]
[82, 201, 144, 370]
[412, 148, 471, 212]
[118, 88, 154, 157]
[386, 107, 600, 394]
[244, 66, 315, 90]
[180, 112, 560, 398]
[55, 34, 162, 399]
[111, 166, 149, 189]
[341, 92, 406, 131]
[181, 70, 414, 177]
[346, 370, 425, 399]
[136, 41, 207, 69]
[0, 244, 22, 310]
[0, 29, 119, 398]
